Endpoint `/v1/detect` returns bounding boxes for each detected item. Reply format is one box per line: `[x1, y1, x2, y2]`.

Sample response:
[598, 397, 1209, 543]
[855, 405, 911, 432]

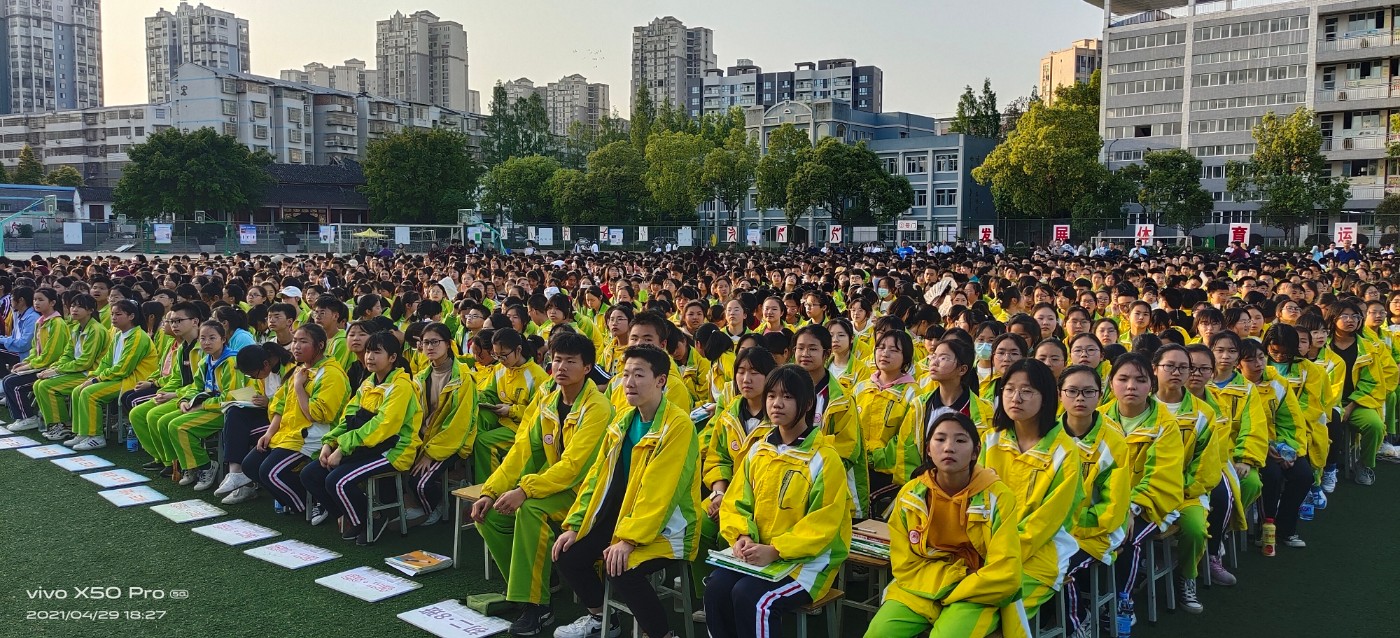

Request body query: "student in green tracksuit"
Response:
[130, 302, 203, 474]
[409, 322, 478, 524]
[1, 287, 69, 433]
[36, 294, 108, 443]
[314, 295, 354, 372]
[67, 300, 158, 451]
[302, 331, 422, 545]
[472, 332, 614, 636]
[159, 320, 248, 491]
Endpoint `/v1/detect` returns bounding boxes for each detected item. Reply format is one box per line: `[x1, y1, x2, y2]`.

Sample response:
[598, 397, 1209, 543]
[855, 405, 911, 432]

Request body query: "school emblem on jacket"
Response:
[730, 440, 740, 451]
[543, 434, 554, 445]
[909, 530, 920, 545]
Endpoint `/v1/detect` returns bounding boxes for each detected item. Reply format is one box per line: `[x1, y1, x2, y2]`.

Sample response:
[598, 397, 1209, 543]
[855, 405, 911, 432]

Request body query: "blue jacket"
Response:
[0, 307, 38, 358]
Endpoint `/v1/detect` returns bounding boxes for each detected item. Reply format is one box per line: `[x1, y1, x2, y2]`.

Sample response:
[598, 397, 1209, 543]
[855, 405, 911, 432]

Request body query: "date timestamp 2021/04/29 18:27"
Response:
[24, 610, 169, 621]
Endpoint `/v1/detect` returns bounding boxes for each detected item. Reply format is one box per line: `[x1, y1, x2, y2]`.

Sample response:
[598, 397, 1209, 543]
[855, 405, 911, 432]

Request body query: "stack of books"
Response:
[852, 520, 891, 560]
[705, 547, 794, 582]
[385, 550, 453, 576]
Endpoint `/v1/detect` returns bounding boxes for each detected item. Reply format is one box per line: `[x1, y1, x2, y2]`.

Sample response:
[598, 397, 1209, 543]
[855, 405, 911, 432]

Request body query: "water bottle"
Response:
[1273, 442, 1297, 464]
[1116, 592, 1134, 637]
[274, 500, 287, 515]
[125, 425, 138, 452]
[1299, 499, 1315, 521]
[1262, 518, 1277, 557]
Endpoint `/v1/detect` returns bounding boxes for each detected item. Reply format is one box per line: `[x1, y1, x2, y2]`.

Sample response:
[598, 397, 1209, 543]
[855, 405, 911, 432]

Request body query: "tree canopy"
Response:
[950, 79, 1002, 140]
[361, 127, 483, 225]
[1226, 108, 1349, 240]
[786, 137, 913, 225]
[113, 127, 273, 221]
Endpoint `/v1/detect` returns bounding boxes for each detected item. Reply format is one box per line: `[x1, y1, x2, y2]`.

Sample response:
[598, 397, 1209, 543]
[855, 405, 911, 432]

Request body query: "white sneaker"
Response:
[178, 469, 199, 486]
[554, 614, 618, 638]
[221, 485, 258, 505]
[213, 472, 252, 496]
[422, 504, 445, 526]
[404, 506, 426, 521]
[71, 436, 106, 451]
[42, 424, 73, 441]
[1176, 576, 1202, 614]
[1285, 534, 1307, 548]
[309, 503, 330, 526]
[1322, 467, 1339, 493]
[193, 467, 219, 491]
[7, 416, 40, 431]
[62, 434, 88, 448]
[1357, 466, 1376, 486]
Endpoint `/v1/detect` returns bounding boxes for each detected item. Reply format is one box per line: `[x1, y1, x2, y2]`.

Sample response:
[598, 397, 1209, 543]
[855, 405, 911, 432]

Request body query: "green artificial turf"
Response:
[1, 428, 1396, 638]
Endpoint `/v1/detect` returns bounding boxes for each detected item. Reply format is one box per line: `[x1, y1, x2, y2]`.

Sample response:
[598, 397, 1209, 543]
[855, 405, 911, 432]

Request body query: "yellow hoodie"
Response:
[980, 425, 1084, 589]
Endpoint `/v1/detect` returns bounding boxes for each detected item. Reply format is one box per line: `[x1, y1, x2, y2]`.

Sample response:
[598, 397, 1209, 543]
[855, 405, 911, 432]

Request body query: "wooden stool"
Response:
[796, 588, 842, 638]
[837, 552, 890, 617]
[450, 484, 494, 580]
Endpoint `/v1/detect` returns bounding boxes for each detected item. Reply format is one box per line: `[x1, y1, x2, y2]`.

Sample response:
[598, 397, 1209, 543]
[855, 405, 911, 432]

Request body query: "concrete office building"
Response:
[686, 58, 883, 119]
[0, 104, 170, 187]
[279, 59, 379, 95]
[0, 0, 102, 114]
[1040, 39, 1102, 105]
[147, 2, 250, 104]
[546, 74, 609, 135]
[694, 99, 993, 243]
[632, 16, 715, 109]
[376, 10, 471, 111]
[1091, 0, 1400, 238]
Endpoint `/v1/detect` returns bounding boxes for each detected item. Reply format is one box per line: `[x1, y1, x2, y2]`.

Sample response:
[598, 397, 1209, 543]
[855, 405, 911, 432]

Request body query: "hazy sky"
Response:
[108, 0, 1105, 117]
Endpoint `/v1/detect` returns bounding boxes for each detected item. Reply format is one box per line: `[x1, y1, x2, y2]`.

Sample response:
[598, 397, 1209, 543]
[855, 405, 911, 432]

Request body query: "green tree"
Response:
[700, 107, 745, 147]
[1054, 69, 1102, 115]
[361, 127, 483, 225]
[1071, 165, 1138, 237]
[971, 99, 1105, 219]
[786, 137, 914, 225]
[702, 128, 759, 226]
[1376, 193, 1400, 234]
[43, 165, 83, 187]
[756, 123, 812, 222]
[1117, 149, 1212, 233]
[630, 86, 656, 152]
[1000, 86, 1039, 140]
[1227, 108, 1350, 243]
[512, 92, 555, 158]
[482, 83, 516, 166]
[644, 131, 711, 222]
[950, 79, 1001, 139]
[12, 144, 45, 185]
[479, 155, 561, 222]
[113, 127, 273, 221]
[547, 168, 595, 224]
[587, 141, 650, 222]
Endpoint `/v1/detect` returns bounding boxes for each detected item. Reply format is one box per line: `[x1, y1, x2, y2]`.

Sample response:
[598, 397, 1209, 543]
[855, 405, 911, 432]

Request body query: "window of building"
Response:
[253, 124, 268, 139]
[914, 189, 928, 207]
[934, 154, 958, 172]
[221, 100, 236, 116]
[905, 155, 926, 174]
[252, 101, 267, 118]
[934, 188, 957, 207]
[883, 157, 898, 174]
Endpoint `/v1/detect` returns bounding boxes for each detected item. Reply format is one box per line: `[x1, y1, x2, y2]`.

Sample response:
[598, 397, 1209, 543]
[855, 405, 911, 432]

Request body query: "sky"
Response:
[107, 0, 1105, 117]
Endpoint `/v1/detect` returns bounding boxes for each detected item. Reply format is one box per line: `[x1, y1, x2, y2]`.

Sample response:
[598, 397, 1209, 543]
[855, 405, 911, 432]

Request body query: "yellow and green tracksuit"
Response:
[562, 397, 702, 570]
[676, 346, 711, 407]
[1255, 368, 1310, 459]
[599, 339, 628, 378]
[416, 361, 479, 461]
[1100, 398, 1186, 528]
[853, 377, 920, 480]
[720, 426, 851, 599]
[815, 372, 866, 518]
[980, 425, 1085, 619]
[131, 339, 200, 465]
[605, 358, 693, 414]
[875, 387, 994, 483]
[71, 327, 158, 436]
[35, 318, 109, 426]
[1166, 391, 1227, 579]
[696, 398, 773, 592]
[325, 368, 422, 471]
[480, 380, 613, 605]
[833, 352, 870, 397]
[476, 360, 547, 481]
[1311, 347, 1344, 480]
[23, 313, 69, 370]
[326, 328, 354, 373]
[1330, 335, 1390, 471]
[268, 356, 350, 456]
[1361, 326, 1400, 433]
[867, 469, 1025, 638]
[160, 349, 248, 471]
[1066, 412, 1131, 563]
[707, 350, 736, 406]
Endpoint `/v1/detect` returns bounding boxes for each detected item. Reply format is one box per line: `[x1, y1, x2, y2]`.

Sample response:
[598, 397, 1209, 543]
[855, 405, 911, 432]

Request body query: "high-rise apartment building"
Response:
[376, 10, 470, 111]
[546, 74, 609, 135]
[686, 58, 882, 119]
[0, 0, 103, 114]
[631, 16, 715, 108]
[1039, 38, 1101, 105]
[1091, 0, 1396, 234]
[280, 59, 379, 95]
[500, 77, 543, 107]
[147, 2, 249, 104]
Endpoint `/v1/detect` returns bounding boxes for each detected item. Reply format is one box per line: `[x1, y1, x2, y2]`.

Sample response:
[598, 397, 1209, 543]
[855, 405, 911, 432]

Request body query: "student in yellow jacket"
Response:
[67, 300, 159, 451]
[877, 338, 994, 484]
[1322, 300, 1387, 488]
[35, 294, 109, 443]
[158, 321, 249, 490]
[129, 302, 203, 473]
[0, 287, 69, 432]
[1057, 364, 1130, 635]
[1100, 353, 1185, 629]
[472, 332, 613, 634]
[477, 328, 548, 481]
[980, 358, 1084, 626]
[827, 318, 868, 395]
[302, 331, 421, 545]
[409, 323, 478, 525]
[551, 346, 700, 638]
[707, 364, 852, 638]
[792, 324, 865, 517]
[1206, 332, 1269, 508]
[1240, 334, 1315, 549]
[604, 311, 694, 413]
[1298, 313, 1341, 489]
[855, 330, 921, 500]
[864, 411, 1024, 638]
[244, 324, 350, 518]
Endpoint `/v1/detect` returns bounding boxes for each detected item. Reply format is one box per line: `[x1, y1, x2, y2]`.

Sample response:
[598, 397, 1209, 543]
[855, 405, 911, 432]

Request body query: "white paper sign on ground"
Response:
[51, 454, 114, 472]
[99, 485, 168, 507]
[0, 424, 14, 435]
[244, 540, 342, 569]
[80, 469, 150, 488]
[191, 519, 280, 546]
[316, 566, 422, 602]
[0, 435, 40, 449]
[17, 443, 74, 459]
[398, 599, 512, 638]
[151, 499, 226, 523]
